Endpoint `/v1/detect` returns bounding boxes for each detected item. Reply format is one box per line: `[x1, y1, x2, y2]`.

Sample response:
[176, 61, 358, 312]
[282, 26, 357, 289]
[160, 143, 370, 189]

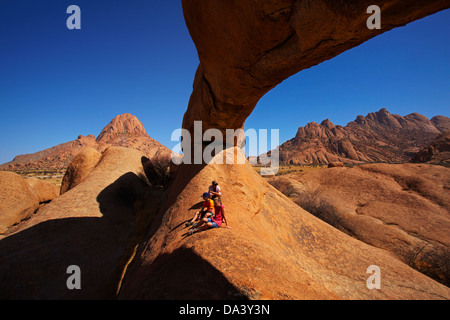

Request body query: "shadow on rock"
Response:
[0, 172, 161, 299]
[118, 246, 249, 300]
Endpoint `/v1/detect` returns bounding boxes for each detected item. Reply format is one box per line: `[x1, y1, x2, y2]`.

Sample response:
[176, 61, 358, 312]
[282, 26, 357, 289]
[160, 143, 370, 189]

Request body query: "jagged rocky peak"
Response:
[96, 113, 148, 144]
[320, 118, 335, 129]
[277, 108, 450, 165]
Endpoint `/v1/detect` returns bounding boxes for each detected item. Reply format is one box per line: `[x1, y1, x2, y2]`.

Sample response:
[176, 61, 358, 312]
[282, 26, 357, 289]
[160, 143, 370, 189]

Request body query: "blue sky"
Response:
[0, 1, 449, 163]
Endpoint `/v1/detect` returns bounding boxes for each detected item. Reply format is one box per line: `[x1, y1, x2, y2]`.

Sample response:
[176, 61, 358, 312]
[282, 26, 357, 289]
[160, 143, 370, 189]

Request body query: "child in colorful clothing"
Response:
[189, 197, 230, 235]
[186, 192, 215, 227]
[208, 180, 222, 203]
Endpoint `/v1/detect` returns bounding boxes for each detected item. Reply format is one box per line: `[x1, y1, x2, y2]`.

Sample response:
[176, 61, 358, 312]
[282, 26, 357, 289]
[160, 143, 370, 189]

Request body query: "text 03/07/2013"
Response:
[179, 304, 270, 317]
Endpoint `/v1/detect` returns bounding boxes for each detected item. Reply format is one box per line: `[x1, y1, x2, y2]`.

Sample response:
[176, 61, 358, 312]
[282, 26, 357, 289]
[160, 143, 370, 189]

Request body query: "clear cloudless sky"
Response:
[0, 1, 449, 164]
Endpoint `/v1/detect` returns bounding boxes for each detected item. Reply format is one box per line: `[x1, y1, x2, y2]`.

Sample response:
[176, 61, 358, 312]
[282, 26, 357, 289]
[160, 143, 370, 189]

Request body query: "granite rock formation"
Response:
[276, 109, 450, 165]
[268, 163, 450, 285]
[411, 130, 450, 165]
[0, 113, 171, 171]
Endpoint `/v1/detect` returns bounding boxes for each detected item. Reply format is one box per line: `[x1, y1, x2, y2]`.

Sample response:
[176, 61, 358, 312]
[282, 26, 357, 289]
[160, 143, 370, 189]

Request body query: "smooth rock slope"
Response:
[118, 148, 450, 299]
[268, 163, 450, 285]
[0, 147, 162, 299]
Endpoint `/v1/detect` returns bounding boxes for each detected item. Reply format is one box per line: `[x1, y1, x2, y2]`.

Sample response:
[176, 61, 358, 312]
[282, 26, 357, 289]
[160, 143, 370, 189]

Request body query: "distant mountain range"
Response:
[2, 109, 449, 171]
[265, 108, 450, 165]
[0, 113, 171, 171]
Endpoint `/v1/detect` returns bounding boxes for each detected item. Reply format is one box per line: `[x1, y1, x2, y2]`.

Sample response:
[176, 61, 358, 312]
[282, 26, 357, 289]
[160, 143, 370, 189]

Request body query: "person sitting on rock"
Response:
[208, 180, 222, 203]
[186, 192, 215, 227]
[189, 197, 230, 235]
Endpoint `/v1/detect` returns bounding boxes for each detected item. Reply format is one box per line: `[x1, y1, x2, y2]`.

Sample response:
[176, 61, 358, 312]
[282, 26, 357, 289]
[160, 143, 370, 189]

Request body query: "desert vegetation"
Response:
[3, 169, 65, 188]
[403, 243, 450, 287]
[252, 164, 327, 176]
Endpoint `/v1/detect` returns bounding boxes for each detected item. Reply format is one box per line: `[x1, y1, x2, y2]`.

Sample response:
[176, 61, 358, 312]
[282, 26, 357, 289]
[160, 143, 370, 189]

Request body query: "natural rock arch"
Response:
[181, 0, 450, 155]
[117, 1, 450, 300]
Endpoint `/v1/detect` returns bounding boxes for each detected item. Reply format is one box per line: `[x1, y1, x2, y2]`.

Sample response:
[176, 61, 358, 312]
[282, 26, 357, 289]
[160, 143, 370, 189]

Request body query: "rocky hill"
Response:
[0, 113, 171, 171]
[2, 147, 449, 299]
[275, 108, 450, 165]
[267, 163, 450, 286]
[411, 130, 450, 165]
[118, 149, 450, 299]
